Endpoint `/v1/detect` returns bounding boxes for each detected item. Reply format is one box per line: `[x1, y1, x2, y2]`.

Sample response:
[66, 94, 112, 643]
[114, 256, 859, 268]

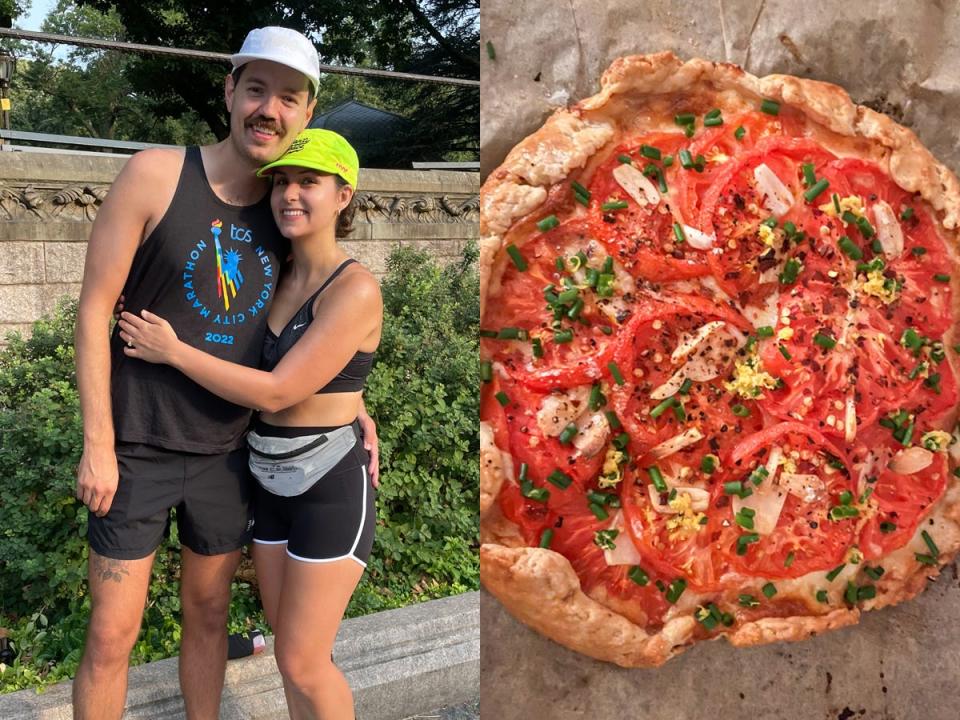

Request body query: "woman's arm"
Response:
[118, 271, 382, 413]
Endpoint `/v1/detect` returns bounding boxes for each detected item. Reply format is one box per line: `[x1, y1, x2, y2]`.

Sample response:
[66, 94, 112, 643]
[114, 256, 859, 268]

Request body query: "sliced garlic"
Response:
[613, 163, 660, 206]
[650, 427, 705, 460]
[753, 163, 795, 217]
[873, 200, 904, 260]
[888, 446, 934, 474]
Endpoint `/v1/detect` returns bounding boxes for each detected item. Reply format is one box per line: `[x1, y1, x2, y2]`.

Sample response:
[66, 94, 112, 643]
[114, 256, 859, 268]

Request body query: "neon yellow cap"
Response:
[257, 128, 359, 188]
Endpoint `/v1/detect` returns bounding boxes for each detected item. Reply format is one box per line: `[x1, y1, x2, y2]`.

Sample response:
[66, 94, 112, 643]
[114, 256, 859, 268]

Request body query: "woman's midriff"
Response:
[260, 390, 364, 427]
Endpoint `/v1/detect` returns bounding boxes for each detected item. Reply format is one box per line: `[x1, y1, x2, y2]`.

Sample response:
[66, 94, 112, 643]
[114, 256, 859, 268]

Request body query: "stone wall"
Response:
[0, 149, 479, 338]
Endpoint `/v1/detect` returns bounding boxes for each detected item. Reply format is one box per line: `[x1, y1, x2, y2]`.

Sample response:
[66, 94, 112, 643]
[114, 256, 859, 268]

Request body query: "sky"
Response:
[19, 0, 57, 31]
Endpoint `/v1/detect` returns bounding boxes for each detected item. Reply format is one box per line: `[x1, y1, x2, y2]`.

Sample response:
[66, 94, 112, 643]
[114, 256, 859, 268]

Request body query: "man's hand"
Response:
[357, 404, 380, 488]
[76, 445, 119, 517]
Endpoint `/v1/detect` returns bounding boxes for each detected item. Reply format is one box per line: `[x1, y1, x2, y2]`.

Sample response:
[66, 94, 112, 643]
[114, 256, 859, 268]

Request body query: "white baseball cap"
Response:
[231, 26, 320, 95]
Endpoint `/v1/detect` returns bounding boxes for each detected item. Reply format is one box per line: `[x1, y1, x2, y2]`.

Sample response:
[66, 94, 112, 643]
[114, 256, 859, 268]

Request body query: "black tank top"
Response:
[110, 146, 288, 453]
[261, 259, 375, 393]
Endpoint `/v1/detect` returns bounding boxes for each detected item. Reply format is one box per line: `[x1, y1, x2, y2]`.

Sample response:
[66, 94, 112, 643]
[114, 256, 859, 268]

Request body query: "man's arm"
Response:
[75, 149, 177, 517]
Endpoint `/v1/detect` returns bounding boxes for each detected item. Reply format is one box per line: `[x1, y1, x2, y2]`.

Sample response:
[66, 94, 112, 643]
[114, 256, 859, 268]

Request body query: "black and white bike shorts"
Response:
[251, 420, 376, 567]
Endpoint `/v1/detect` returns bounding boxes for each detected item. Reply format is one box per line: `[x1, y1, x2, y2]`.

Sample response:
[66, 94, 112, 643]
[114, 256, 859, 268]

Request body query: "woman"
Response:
[118, 128, 382, 720]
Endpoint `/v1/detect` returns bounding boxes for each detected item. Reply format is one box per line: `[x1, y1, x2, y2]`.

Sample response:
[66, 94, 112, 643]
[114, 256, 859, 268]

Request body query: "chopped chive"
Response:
[803, 178, 830, 202]
[495, 391, 509, 406]
[704, 116, 723, 127]
[678, 378, 694, 395]
[816, 589, 829, 603]
[864, 566, 885, 581]
[675, 113, 695, 126]
[612, 432, 630, 450]
[679, 149, 694, 169]
[567, 298, 585, 320]
[760, 98, 780, 115]
[901, 207, 915, 221]
[628, 566, 649, 586]
[558, 422, 578, 445]
[761, 217, 778, 229]
[701, 455, 718, 475]
[762, 582, 777, 599]
[618, 154, 633, 164]
[531, 338, 544, 358]
[857, 585, 876, 601]
[731, 403, 751, 417]
[480, 329, 498, 338]
[779, 258, 802, 284]
[723, 480, 744, 496]
[497, 327, 526, 340]
[705, 108, 722, 120]
[826, 563, 846, 582]
[934, 273, 951, 283]
[604, 410, 622, 430]
[589, 502, 609, 521]
[521, 481, 549, 503]
[801, 163, 816, 187]
[536, 215, 559, 232]
[922, 530, 940, 558]
[593, 528, 618, 550]
[784, 551, 795, 568]
[835, 195, 845, 215]
[665, 578, 687, 603]
[596, 273, 615, 297]
[506, 244, 528, 271]
[908, 362, 926, 380]
[736, 533, 760, 555]
[778, 344, 792, 360]
[757, 325, 775, 338]
[855, 216, 875, 238]
[693, 154, 706, 172]
[814, 332, 837, 350]
[673, 222, 687, 244]
[684, 125, 695, 138]
[553, 328, 573, 344]
[915, 553, 938, 566]
[572, 180, 591, 206]
[650, 396, 676, 419]
[588, 383, 606, 411]
[546, 469, 572, 489]
[734, 125, 746, 141]
[602, 256, 614, 274]
[925, 372, 942, 394]
[673, 402, 687, 422]
[871, 239, 883, 253]
[838, 235, 863, 260]
[486, 41, 496, 60]
[749, 466, 769, 486]
[879, 521, 897, 533]
[480, 361, 492, 382]
[640, 144, 662, 160]
[607, 361, 625, 385]
[538, 528, 553, 548]
[739, 593, 759, 607]
[647, 466, 667, 493]
[601, 200, 629, 211]
[599, 325, 613, 336]
[735, 509, 755, 530]
[519, 463, 529, 482]
[584, 267, 600, 288]
[663, 155, 674, 167]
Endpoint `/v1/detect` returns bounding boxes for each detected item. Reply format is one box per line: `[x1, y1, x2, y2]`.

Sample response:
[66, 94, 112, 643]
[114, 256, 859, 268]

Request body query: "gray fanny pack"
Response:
[247, 424, 358, 497]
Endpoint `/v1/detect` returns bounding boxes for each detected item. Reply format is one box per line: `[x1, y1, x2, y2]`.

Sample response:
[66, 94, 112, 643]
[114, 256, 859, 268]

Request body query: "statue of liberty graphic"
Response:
[210, 219, 244, 311]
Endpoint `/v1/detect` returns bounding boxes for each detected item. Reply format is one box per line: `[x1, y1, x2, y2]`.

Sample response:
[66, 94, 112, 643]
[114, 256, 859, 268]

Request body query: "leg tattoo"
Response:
[92, 554, 131, 583]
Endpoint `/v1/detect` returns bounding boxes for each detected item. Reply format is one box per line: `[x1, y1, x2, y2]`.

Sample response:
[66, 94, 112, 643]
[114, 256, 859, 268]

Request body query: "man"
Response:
[72, 27, 377, 720]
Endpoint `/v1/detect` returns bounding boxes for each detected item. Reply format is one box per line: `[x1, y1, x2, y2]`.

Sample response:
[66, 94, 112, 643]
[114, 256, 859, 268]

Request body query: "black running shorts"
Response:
[251, 421, 376, 566]
[87, 443, 254, 560]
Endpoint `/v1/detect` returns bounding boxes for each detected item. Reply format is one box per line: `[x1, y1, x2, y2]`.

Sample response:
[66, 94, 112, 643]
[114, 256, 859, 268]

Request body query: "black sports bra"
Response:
[260, 259, 375, 393]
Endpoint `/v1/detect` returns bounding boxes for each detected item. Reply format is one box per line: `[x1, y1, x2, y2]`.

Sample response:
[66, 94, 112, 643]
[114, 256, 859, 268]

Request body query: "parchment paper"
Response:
[480, 1, 960, 716]
[480, 0, 960, 180]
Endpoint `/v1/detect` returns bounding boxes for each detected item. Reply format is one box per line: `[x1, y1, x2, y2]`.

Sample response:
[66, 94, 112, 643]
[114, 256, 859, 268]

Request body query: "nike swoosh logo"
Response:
[293, 323, 307, 331]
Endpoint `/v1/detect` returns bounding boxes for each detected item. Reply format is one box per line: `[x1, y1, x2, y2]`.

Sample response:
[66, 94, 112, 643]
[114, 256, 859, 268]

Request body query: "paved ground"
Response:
[402, 698, 479, 720]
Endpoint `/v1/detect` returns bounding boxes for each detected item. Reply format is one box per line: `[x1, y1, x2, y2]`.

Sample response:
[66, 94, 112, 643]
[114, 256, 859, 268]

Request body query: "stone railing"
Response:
[0, 149, 479, 338]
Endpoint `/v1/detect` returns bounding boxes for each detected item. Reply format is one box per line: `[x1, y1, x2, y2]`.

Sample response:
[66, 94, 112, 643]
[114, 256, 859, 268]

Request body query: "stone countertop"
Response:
[481, 564, 960, 720]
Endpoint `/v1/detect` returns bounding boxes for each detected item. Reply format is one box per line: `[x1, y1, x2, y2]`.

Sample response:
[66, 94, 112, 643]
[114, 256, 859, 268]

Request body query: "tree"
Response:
[74, 0, 478, 164]
[8, 1, 215, 145]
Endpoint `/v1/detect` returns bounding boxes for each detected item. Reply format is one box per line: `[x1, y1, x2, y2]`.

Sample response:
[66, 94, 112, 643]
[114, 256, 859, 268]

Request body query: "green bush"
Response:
[0, 244, 479, 693]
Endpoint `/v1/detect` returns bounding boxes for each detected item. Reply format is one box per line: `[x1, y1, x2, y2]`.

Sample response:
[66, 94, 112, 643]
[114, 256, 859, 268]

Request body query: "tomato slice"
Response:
[586, 134, 712, 282]
[713, 422, 857, 578]
[859, 452, 950, 560]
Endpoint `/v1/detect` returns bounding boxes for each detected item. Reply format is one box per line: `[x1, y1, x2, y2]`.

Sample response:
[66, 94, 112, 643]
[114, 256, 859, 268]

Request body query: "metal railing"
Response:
[0, 28, 480, 88]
